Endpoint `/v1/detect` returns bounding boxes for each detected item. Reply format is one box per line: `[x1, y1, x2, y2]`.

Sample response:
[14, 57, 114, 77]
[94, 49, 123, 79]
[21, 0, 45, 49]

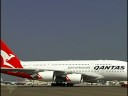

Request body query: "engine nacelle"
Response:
[38, 71, 54, 81]
[66, 74, 83, 84]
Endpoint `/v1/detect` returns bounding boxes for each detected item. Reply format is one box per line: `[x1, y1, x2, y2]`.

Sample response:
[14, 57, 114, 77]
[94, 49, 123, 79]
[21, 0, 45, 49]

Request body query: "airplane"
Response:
[0, 39, 127, 86]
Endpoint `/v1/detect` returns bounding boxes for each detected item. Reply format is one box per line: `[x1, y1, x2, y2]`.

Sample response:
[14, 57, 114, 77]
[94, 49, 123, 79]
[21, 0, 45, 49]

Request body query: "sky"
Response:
[1, 0, 127, 81]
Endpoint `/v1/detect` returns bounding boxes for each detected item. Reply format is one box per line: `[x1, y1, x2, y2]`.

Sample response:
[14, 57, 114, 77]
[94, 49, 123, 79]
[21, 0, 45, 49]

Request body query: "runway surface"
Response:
[1, 85, 127, 96]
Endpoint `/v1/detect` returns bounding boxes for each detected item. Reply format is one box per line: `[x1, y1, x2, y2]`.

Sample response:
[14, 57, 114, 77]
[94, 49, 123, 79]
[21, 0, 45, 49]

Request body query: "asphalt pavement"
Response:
[1, 85, 127, 96]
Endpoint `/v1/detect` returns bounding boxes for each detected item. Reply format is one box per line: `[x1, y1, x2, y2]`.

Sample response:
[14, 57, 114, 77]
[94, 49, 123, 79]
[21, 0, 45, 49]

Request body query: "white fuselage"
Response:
[21, 60, 127, 81]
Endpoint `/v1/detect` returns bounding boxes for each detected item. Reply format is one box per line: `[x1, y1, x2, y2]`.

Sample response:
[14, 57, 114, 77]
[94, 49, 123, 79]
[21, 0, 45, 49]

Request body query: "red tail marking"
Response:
[0, 40, 23, 68]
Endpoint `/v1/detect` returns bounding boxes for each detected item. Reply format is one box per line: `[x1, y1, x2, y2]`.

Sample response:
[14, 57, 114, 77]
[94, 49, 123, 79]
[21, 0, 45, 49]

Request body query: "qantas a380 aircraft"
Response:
[0, 40, 127, 86]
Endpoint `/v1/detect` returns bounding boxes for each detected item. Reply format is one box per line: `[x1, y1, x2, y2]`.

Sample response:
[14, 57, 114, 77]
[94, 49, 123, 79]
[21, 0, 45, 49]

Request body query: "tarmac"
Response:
[1, 85, 127, 96]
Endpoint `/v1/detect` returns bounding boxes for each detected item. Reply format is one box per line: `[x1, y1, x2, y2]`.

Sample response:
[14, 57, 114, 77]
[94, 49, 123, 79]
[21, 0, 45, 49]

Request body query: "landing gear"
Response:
[67, 83, 73, 87]
[51, 82, 74, 87]
[51, 82, 65, 86]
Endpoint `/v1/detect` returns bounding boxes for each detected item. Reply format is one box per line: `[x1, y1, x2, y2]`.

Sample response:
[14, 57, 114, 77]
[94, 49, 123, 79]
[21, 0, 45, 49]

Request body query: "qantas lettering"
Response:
[94, 66, 125, 70]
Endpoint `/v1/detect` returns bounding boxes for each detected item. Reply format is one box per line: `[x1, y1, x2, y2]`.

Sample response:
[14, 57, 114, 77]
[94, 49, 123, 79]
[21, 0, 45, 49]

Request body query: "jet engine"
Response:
[38, 71, 55, 81]
[66, 74, 83, 84]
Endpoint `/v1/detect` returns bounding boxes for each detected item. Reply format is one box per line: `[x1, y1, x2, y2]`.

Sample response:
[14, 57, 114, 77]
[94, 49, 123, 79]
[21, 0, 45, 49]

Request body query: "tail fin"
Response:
[0, 40, 23, 68]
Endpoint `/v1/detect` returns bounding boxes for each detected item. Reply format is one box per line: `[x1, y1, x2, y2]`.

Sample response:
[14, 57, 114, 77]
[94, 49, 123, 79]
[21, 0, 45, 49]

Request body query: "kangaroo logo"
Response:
[1, 50, 15, 68]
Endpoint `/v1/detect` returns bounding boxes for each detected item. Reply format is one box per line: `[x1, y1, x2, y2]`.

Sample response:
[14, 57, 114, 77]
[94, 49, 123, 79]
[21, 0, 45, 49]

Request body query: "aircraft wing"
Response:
[82, 73, 104, 82]
[1, 68, 103, 81]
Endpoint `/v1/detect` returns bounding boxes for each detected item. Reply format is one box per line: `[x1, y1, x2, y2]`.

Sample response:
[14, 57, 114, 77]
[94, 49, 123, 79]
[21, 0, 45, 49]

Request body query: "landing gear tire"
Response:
[51, 82, 74, 87]
[51, 82, 66, 87]
[51, 83, 55, 86]
[67, 83, 74, 87]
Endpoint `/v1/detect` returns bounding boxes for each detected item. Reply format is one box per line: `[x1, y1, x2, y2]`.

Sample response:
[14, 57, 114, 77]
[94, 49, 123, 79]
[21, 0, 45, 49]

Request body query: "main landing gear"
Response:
[51, 82, 74, 87]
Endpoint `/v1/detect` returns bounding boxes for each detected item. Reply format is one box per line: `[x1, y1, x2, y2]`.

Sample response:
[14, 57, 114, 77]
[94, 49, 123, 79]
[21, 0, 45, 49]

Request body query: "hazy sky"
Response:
[1, 0, 127, 81]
